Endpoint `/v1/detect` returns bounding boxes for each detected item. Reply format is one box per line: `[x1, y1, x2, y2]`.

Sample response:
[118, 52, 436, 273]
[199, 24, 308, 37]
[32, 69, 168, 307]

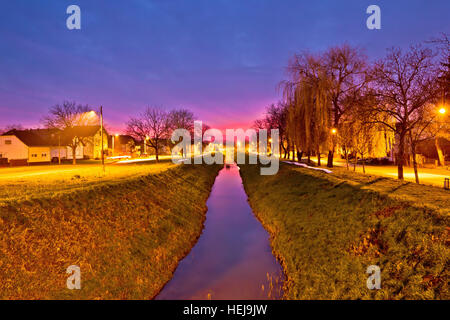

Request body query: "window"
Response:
[5, 140, 11, 145]
[32, 154, 37, 158]
[42, 153, 47, 157]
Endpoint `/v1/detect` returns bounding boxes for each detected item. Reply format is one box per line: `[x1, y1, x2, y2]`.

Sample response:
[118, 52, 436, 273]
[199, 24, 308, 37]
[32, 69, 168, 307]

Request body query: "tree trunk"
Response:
[327, 150, 334, 168]
[412, 148, 419, 184]
[397, 132, 406, 180]
[72, 146, 76, 165]
[297, 150, 303, 162]
[436, 137, 445, 166]
[155, 140, 159, 162]
[307, 151, 311, 164]
[345, 148, 349, 170]
[409, 133, 420, 184]
[317, 151, 321, 166]
[361, 154, 365, 174]
[353, 153, 357, 171]
[281, 142, 287, 159]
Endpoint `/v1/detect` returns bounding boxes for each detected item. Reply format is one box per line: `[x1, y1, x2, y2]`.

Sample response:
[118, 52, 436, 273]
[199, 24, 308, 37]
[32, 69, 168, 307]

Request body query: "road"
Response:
[313, 157, 450, 188]
[0, 157, 173, 182]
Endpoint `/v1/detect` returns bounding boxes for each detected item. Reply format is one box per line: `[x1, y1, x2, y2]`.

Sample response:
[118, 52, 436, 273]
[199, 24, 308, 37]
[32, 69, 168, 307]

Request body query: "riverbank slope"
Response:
[0, 163, 221, 299]
[239, 162, 449, 299]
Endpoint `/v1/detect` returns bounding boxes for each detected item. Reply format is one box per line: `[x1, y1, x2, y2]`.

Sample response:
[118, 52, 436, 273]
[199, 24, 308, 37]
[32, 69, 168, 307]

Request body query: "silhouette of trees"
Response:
[43, 101, 97, 164]
[126, 107, 171, 162]
[270, 40, 446, 183]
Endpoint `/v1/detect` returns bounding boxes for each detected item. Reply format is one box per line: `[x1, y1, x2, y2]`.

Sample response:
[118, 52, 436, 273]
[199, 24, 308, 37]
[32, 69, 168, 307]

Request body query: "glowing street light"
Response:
[112, 133, 119, 157]
[439, 107, 446, 115]
[331, 128, 337, 135]
[144, 135, 149, 155]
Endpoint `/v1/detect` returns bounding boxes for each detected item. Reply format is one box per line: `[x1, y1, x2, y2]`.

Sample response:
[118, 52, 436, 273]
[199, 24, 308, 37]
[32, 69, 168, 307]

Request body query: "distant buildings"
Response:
[0, 126, 109, 165]
[109, 134, 137, 156]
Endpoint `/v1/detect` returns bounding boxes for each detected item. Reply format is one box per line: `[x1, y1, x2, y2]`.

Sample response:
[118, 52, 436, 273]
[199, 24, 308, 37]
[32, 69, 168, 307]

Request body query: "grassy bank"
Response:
[0, 163, 221, 299]
[0, 161, 177, 202]
[239, 162, 449, 299]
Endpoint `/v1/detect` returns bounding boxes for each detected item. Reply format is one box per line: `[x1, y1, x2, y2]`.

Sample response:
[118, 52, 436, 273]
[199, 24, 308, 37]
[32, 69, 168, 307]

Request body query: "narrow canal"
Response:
[156, 163, 283, 300]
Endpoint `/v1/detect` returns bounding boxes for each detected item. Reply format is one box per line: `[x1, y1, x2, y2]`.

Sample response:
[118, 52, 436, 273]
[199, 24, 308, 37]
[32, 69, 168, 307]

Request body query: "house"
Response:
[0, 125, 109, 165]
[0, 129, 65, 164]
[61, 125, 108, 160]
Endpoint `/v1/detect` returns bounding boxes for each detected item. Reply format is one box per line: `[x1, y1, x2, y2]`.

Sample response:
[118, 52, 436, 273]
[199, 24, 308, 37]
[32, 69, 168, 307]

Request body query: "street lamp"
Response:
[144, 136, 149, 155]
[439, 107, 446, 115]
[112, 133, 119, 157]
[100, 106, 105, 171]
[331, 128, 337, 135]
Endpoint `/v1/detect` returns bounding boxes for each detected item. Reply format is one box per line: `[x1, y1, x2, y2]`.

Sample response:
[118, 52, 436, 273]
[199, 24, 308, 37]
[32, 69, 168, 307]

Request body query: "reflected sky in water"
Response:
[156, 164, 283, 300]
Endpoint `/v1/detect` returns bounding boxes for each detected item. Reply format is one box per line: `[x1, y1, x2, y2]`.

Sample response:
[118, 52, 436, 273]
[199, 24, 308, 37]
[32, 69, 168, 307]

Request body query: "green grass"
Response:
[239, 162, 449, 299]
[0, 163, 221, 299]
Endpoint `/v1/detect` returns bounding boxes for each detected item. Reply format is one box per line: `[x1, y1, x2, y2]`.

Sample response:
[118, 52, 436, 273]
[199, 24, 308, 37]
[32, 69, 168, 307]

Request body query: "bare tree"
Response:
[253, 103, 288, 157]
[366, 46, 440, 180]
[169, 108, 195, 133]
[429, 33, 450, 165]
[168, 108, 195, 157]
[336, 117, 356, 170]
[352, 120, 379, 174]
[325, 44, 368, 167]
[252, 119, 266, 130]
[265, 103, 288, 158]
[126, 107, 171, 162]
[1, 124, 23, 134]
[42, 101, 97, 164]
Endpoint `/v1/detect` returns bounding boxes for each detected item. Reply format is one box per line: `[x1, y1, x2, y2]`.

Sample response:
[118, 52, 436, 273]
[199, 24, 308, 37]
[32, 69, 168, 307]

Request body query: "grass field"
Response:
[0, 160, 176, 203]
[0, 162, 221, 299]
[239, 162, 449, 299]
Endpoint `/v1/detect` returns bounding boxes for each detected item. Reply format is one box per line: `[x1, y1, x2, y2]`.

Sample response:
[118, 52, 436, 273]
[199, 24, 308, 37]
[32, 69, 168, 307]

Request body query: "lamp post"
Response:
[100, 106, 104, 171]
[144, 136, 149, 155]
[58, 133, 61, 165]
[112, 133, 119, 157]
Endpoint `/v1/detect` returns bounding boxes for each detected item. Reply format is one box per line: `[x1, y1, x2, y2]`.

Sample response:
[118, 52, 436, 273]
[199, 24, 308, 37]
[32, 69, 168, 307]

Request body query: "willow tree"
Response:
[283, 52, 332, 166]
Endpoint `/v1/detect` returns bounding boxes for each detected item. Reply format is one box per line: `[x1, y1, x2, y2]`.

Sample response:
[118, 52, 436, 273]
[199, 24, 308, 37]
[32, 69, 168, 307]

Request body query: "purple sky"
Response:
[0, 0, 449, 133]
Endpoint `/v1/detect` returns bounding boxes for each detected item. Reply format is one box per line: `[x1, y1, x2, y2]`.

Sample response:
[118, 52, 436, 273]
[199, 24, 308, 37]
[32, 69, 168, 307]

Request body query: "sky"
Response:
[0, 0, 449, 133]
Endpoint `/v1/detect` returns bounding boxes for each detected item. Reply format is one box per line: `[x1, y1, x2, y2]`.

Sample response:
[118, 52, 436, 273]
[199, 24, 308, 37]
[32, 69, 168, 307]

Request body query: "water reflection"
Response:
[156, 164, 283, 300]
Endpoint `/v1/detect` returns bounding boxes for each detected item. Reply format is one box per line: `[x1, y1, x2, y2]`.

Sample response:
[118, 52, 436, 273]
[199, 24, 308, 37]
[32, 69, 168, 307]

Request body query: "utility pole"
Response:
[100, 106, 105, 171]
[58, 134, 61, 165]
[112, 135, 115, 157]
